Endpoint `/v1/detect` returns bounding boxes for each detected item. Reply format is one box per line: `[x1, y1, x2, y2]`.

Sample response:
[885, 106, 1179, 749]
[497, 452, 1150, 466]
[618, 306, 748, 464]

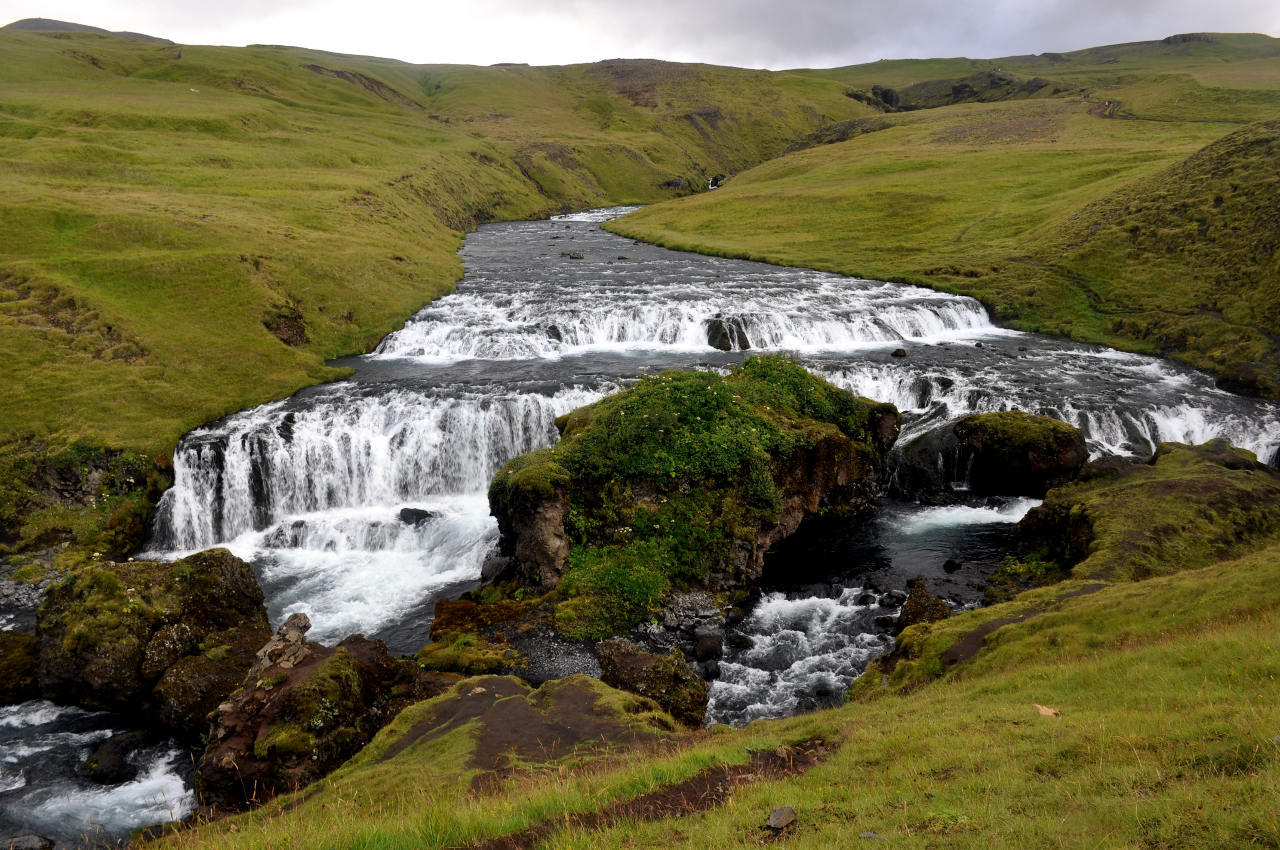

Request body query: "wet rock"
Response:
[596, 638, 708, 727]
[0, 632, 39, 705]
[195, 627, 432, 811]
[397, 507, 438, 525]
[705, 316, 750, 352]
[894, 577, 951, 633]
[80, 729, 150, 784]
[36, 549, 271, 738]
[942, 557, 962, 573]
[891, 348, 907, 357]
[893, 411, 1086, 500]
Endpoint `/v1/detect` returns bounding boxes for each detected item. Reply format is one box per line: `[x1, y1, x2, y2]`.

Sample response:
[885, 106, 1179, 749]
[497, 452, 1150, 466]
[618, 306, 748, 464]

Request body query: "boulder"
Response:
[596, 638, 708, 727]
[35, 548, 270, 737]
[894, 411, 1087, 500]
[489, 356, 900, 617]
[80, 730, 151, 784]
[194, 618, 447, 811]
[894, 577, 951, 633]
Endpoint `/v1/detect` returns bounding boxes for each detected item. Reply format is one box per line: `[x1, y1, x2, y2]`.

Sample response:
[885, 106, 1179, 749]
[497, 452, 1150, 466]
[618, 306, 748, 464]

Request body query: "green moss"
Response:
[415, 634, 523, 675]
[253, 724, 316, 760]
[1024, 440, 1280, 581]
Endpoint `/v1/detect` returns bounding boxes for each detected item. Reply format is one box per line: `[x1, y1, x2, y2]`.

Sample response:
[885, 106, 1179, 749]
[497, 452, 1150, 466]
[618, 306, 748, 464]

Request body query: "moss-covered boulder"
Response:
[35, 548, 270, 736]
[1018, 439, 1280, 581]
[894, 411, 1087, 500]
[489, 355, 899, 639]
[894, 577, 951, 634]
[596, 638, 708, 727]
[195, 616, 453, 811]
[0, 631, 38, 704]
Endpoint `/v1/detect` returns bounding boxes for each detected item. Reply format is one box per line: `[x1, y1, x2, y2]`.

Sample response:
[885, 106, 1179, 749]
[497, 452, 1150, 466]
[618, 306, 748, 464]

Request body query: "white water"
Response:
[146, 209, 1280, 656]
[0, 701, 196, 845]
[711, 496, 1042, 725]
[22, 750, 193, 840]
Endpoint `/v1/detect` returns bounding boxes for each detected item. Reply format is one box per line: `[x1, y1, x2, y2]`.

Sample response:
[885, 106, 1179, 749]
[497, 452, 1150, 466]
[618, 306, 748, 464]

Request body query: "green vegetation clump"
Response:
[0, 437, 168, 567]
[1019, 439, 1280, 581]
[489, 355, 897, 638]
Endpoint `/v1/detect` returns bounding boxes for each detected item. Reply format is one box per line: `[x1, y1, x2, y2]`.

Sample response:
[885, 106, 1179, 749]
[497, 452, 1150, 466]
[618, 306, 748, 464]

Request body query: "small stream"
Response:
[8, 207, 1280, 845]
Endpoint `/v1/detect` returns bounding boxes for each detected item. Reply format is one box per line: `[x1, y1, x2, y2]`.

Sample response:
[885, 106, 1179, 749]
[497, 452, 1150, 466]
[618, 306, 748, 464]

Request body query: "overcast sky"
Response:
[3, 0, 1279, 69]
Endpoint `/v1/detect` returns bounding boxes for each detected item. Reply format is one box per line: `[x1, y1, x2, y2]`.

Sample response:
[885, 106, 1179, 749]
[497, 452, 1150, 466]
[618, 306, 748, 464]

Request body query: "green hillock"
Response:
[488, 355, 897, 638]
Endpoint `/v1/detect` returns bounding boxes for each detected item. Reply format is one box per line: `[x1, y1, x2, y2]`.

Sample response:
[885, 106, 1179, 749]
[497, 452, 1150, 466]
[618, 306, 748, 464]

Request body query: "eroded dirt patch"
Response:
[462, 737, 836, 850]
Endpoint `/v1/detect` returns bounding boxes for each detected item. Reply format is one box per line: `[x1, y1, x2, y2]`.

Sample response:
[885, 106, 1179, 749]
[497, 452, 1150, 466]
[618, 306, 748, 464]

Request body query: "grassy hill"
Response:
[613, 33, 1280, 394]
[0, 29, 870, 454]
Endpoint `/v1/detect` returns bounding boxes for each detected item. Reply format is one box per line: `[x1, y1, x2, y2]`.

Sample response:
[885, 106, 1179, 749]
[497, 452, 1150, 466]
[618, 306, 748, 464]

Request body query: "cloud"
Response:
[3, 0, 1278, 68]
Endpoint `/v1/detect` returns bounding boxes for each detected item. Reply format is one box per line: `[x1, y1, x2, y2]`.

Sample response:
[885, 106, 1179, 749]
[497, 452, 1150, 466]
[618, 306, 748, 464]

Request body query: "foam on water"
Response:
[23, 749, 194, 839]
[893, 498, 1041, 535]
[709, 587, 897, 726]
[0, 701, 88, 730]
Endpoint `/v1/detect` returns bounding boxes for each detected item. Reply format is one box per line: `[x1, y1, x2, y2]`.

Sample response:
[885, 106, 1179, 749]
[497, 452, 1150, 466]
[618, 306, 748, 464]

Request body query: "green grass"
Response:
[155, 540, 1280, 849]
[611, 34, 1280, 392]
[0, 32, 871, 457]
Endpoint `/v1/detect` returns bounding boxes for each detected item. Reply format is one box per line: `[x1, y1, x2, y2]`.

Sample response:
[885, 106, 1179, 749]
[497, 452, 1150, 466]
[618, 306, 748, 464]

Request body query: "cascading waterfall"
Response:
[143, 206, 1280, 713]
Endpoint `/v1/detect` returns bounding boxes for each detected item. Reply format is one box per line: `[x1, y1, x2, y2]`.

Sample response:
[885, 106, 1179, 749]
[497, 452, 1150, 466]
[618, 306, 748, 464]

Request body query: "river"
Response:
[6, 207, 1280, 845]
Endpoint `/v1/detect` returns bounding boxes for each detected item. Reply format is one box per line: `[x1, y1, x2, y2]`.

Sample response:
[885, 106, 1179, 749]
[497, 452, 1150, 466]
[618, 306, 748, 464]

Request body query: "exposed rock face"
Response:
[35, 549, 270, 737]
[596, 638, 709, 727]
[894, 577, 951, 633]
[1018, 439, 1280, 581]
[633, 591, 728, 680]
[195, 616, 450, 811]
[894, 411, 1087, 500]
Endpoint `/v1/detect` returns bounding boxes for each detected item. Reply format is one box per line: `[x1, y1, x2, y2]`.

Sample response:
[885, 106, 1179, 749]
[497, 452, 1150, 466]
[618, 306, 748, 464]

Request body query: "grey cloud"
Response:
[471, 0, 1280, 68]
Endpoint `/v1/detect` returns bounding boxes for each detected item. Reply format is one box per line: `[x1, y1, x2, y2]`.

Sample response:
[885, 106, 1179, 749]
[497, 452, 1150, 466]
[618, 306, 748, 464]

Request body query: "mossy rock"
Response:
[596, 638, 709, 727]
[488, 355, 899, 639]
[1018, 439, 1280, 581]
[0, 631, 38, 704]
[35, 548, 270, 734]
[897, 410, 1087, 500]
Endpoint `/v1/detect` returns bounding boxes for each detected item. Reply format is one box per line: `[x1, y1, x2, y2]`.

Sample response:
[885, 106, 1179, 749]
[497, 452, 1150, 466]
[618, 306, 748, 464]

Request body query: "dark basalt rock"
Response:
[195, 615, 448, 811]
[35, 548, 271, 738]
[80, 730, 151, 785]
[397, 507, 438, 525]
[595, 638, 708, 727]
[893, 411, 1087, 500]
[705, 316, 751, 352]
[894, 577, 951, 634]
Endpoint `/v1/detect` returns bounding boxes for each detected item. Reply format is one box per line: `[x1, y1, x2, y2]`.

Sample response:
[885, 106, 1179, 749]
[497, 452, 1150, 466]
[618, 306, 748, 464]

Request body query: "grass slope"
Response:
[157, 540, 1280, 849]
[0, 30, 870, 454]
[611, 33, 1280, 393]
